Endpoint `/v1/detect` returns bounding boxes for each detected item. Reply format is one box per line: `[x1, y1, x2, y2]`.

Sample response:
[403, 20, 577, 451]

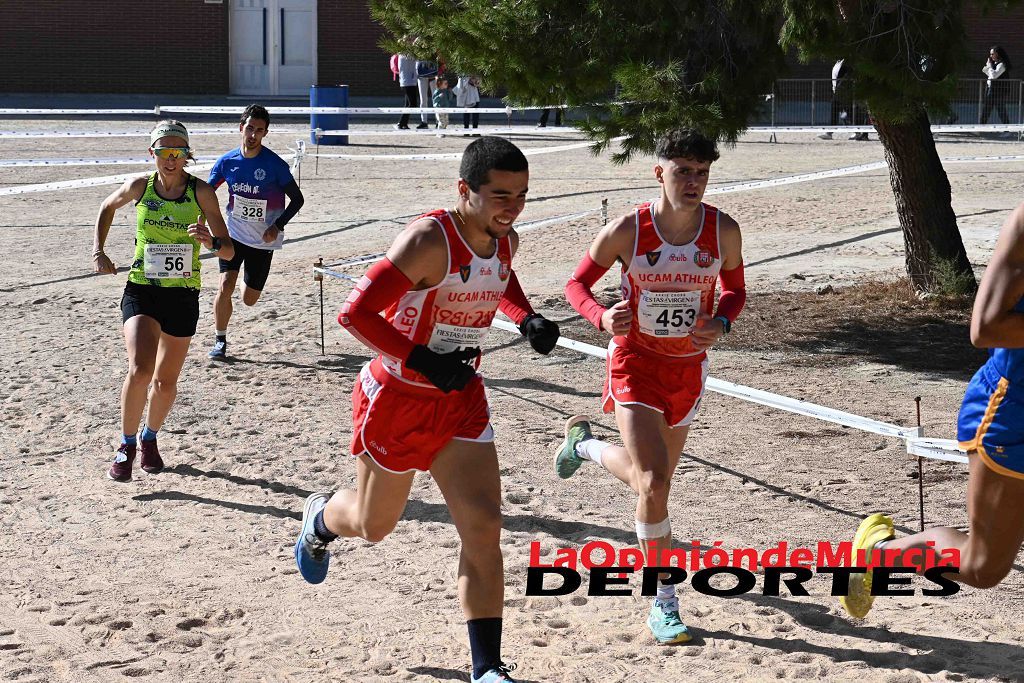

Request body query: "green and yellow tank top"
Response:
[128, 173, 203, 289]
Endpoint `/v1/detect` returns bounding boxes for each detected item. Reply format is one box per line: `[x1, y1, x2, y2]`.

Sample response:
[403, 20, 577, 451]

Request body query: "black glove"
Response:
[405, 344, 480, 393]
[519, 314, 560, 355]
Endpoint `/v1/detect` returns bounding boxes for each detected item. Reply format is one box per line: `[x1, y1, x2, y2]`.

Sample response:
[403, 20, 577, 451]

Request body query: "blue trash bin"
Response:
[310, 84, 348, 146]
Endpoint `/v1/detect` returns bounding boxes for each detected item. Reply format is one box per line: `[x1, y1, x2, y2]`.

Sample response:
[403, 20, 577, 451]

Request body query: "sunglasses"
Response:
[152, 146, 190, 160]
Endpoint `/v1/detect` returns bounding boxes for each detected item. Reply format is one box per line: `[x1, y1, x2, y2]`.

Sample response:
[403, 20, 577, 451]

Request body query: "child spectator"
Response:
[432, 77, 457, 129]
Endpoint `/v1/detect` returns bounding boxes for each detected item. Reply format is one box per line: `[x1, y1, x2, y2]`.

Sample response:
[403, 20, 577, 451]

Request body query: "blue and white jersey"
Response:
[209, 146, 294, 250]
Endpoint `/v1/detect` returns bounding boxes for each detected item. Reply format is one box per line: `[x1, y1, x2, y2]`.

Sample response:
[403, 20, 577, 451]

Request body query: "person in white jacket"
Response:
[454, 75, 481, 132]
[395, 54, 419, 130]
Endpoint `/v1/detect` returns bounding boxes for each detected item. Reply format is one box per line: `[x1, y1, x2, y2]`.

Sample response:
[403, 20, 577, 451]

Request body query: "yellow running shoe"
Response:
[840, 513, 895, 619]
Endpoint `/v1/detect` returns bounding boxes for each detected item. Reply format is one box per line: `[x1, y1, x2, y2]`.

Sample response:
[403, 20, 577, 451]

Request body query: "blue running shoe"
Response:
[553, 415, 592, 479]
[294, 492, 332, 584]
[647, 599, 691, 644]
[208, 339, 227, 360]
[471, 661, 517, 682]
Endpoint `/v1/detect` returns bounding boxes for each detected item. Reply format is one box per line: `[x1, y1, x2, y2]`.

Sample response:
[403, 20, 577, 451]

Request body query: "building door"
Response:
[230, 0, 316, 97]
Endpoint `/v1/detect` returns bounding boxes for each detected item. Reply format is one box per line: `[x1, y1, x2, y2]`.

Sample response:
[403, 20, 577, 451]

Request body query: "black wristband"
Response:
[210, 236, 223, 252]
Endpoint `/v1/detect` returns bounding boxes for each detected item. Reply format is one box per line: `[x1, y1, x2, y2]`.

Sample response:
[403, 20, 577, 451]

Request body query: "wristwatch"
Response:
[714, 315, 732, 334]
[210, 236, 223, 252]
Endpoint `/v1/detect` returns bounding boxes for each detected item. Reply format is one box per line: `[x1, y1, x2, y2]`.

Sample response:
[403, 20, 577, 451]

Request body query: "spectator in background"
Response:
[454, 75, 481, 134]
[416, 58, 439, 129]
[981, 46, 1013, 125]
[432, 76, 457, 130]
[818, 59, 870, 141]
[395, 53, 418, 130]
[537, 107, 562, 128]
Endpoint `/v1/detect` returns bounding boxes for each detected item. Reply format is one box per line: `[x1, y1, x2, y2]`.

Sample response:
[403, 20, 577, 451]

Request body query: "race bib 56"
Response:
[144, 243, 193, 279]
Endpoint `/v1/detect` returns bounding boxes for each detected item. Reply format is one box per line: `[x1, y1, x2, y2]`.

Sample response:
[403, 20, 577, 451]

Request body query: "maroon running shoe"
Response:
[140, 438, 164, 474]
[108, 443, 136, 482]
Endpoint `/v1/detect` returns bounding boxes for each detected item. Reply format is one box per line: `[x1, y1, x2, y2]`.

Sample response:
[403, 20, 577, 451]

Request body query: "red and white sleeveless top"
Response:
[618, 201, 723, 358]
[381, 209, 513, 387]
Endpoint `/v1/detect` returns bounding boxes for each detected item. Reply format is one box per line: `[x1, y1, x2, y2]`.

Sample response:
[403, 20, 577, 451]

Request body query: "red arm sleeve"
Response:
[497, 270, 534, 326]
[338, 258, 417, 360]
[565, 254, 611, 330]
[714, 262, 746, 322]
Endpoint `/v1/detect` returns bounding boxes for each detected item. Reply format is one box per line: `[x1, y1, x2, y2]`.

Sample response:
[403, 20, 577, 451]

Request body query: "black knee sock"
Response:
[468, 617, 502, 678]
[312, 510, 338, 542]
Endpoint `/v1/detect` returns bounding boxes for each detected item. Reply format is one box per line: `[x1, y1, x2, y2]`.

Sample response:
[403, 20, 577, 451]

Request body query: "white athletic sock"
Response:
[656, 584, 677, 603]
[575, 438, 610, 466]
[216, 330, 227, 338]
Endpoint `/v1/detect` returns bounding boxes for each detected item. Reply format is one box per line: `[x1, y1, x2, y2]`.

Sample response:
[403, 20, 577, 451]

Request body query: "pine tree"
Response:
[374, 0, 1000, 292]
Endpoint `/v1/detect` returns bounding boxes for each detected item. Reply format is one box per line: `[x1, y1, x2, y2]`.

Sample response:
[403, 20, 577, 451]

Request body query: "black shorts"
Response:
[121, 282, 200, 338]
[218, 238, 275, 292]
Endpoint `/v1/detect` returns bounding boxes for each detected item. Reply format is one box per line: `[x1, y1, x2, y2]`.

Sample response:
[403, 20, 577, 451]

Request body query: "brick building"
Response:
[0, 1, 1021, 97]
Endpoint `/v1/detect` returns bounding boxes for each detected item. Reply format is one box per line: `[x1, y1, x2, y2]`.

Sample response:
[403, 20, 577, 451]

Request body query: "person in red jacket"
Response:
[294, 136, 558, 683]
[558, 129, 746, 644]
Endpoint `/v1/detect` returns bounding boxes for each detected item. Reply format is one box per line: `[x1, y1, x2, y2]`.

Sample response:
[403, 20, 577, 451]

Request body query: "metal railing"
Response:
[758, 78, 1023, 127]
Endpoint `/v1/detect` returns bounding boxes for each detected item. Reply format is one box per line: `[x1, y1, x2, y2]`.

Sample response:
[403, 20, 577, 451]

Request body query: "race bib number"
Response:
[233, 196, 268, 223]
[144, 243, 193, 279]
[427, 323, 488, 355]
[638, 290, 701, 337]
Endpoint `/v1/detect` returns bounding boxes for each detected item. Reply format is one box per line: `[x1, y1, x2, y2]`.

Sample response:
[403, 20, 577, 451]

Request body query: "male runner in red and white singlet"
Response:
[294, 137, 558, 683]
[559, 129, 746, 643]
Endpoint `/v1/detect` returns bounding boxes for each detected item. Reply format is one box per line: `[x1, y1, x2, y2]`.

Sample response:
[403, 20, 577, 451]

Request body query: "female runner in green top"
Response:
[92, 120, 234, 482]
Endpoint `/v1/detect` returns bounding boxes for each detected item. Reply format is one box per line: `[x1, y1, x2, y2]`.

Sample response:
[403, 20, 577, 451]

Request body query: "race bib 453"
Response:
[638, 289, 701, 337]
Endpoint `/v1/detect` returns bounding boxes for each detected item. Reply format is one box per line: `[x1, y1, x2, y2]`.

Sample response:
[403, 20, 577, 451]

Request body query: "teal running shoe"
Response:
[647, 599, 692, 644]
[553, 415, 592, 479]
[471, 662, 517, 682]
[294, 492, 332, 584]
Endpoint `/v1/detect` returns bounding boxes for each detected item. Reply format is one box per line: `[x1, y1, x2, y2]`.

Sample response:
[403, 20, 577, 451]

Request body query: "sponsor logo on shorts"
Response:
[254, 168, 267, 181]
[369, 440, 388, 455]
[615, 385, 631, 394]
[459, 264, 471, 283]
[694, 250, 714, 268]
[645, 250, 661, 267]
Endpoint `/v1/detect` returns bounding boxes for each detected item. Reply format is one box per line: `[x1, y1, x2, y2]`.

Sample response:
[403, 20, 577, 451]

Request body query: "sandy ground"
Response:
[2, 120, 1024, 682]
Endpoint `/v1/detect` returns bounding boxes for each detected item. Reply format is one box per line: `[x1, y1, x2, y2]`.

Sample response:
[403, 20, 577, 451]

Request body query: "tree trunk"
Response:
[872, 105, 976, 293]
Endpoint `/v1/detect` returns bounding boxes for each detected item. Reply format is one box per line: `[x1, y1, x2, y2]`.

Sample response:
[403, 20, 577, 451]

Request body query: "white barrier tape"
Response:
[749, 125, 1024, 133]
[0, 163, 205, 197]
[312, 126, 582, 138]
[940, 154, 1024, 163]
[489, 317, 924, 439]
[698, 154, 1024, 199]
[906, 437, 968, 464]
[517, 208, 602, 233]
[309, 151, 462, 161]
[0, 156, 220, 168]
[0, 162, 214, 196]
[323, 253, 387, 269]
[0, 128, 259, 139]
[314, 266, 359, 282]
[706, 161, 888, 196]
[159, 105, 523, 115]
[0, 108, 158, 115]
[306, 138, 599, 162]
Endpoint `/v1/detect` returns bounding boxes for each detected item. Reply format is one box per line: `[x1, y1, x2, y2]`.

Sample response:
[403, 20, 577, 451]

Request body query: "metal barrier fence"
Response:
[759, 78, 1023, 127]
